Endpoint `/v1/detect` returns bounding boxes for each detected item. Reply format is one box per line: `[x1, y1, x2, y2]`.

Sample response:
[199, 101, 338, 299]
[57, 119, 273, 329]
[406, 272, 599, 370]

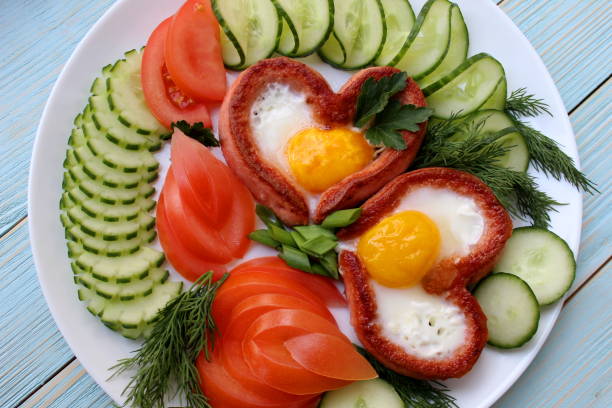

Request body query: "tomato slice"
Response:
[141, 17, 211, 129]
[218, 180, 255, 258]
[231, 259, 346, 307]
[197, 349, 318, 408]
[156, 193, 226, 281]
[165, 0, 226, 101]
[162, 170, 232, 263]
[284, 333, 377, 381]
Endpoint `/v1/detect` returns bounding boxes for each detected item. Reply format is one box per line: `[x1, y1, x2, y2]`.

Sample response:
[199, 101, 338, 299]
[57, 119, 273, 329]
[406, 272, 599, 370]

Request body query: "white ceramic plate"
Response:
[29, 0, 582, 406]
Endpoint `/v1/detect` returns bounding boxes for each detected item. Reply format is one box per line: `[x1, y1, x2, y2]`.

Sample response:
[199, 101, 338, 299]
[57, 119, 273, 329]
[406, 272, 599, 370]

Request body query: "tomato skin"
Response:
[156, 193, 226, 281]
[165, 0, 227, 101]
[141, 17, 211, 128]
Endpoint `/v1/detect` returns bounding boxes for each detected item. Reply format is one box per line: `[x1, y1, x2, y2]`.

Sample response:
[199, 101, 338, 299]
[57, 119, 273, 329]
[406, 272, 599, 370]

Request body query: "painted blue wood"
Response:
[0, 221, 73, 408]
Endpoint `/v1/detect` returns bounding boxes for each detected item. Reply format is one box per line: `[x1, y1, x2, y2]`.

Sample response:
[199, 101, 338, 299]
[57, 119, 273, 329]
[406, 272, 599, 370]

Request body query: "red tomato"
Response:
[218, 178, 255, 258]
[197, 349, 318, 408]
[231, 259, 346, 307]
[162, 170, 233, 263]
[165, 0, 227, 101]
[141, 18, 211, 128]
[284, 333, 377, 381]
[156, 193, 226, 281]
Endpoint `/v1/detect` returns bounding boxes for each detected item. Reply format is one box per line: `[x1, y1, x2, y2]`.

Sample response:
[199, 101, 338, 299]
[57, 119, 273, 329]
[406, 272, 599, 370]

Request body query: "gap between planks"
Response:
[16, 357, 77, 408]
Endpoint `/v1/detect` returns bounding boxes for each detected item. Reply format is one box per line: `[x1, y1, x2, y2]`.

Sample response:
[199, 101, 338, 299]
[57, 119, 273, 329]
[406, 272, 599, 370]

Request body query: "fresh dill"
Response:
[356, 346, 459, 408]
[505, 87, 552, 118]
[110, 272, 228, 408]
[413, 118, 561, 227]
[172, 120, 220, 147]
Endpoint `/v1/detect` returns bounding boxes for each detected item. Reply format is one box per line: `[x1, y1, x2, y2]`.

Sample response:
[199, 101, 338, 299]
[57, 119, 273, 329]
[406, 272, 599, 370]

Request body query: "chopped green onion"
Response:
[321, 208, 362, 229]
[294, 225, 337, 241]
[320, 251, 339, 279]
[290, 230, 307, 250]
[279, 245, 312, 272]
[311, 264, 332, 278]
[301, 236, 338, 257]
[255, 204, 283, 228]
[248, 230, 279, 248]
[269, 224, 296, 246]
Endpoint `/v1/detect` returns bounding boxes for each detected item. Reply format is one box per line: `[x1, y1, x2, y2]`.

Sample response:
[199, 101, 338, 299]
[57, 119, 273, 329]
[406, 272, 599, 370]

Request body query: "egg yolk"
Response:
[286, 127, 373, 193]
[357, 211, 441, 288]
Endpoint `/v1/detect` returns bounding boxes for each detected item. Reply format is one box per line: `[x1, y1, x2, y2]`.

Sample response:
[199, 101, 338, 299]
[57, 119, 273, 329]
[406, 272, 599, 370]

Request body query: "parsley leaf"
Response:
[172, 120, 220, 147]
[365, 101, 434, 150]
[354, 72, 408, 128]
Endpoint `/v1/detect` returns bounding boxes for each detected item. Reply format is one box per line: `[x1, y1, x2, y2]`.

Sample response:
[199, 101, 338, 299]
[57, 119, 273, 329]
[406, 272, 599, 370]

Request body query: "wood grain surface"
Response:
[0, 0, 609, 407]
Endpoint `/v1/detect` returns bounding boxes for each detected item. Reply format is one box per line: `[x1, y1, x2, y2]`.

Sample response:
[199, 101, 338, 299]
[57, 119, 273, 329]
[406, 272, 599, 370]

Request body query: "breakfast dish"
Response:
[29, 0, 594, 407]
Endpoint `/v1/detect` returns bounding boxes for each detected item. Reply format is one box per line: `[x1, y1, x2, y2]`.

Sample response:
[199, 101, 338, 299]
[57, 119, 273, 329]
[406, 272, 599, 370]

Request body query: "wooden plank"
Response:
[570, 79, 612, 291]
[0, 220, 73, 408]
[500, 0, 611, 111]
[494, 262, 611, 407]
[0, 0, 115, 236]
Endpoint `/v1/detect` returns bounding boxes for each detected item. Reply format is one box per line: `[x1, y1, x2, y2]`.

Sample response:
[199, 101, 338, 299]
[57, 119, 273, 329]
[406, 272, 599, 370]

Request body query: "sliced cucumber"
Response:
[212, 0, 281, 69]
[74, 246, 165, 283]
[374, 0, 415, 66]
[76, 267, 168, 301]
[63, 168, 154, 205]
[63, 188, 154, 222]
[320, 379, 403, 408]
[274, 0, 334, 57]
[424, 53, 506, 119]
[479, 76, 507, 111]
[391, 0, 452, 79]
[455, 110, 529, 172]
[474, 273, 540, 349]
[323, 0, 386, 70]
[318, 31, 347, 67]
[418, 4, 468, 88]
[494, 227, 576, 305]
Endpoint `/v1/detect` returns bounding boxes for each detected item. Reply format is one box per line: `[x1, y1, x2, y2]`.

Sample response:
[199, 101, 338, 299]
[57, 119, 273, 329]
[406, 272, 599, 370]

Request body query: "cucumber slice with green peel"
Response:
[101, 50, 169, 136]
[63, 167, 155, 205]
[418, 4, 468, 88]
[493, 227, 576, 305]
[212, 0, 281, 69]
[424, 53, 506, 119]
[454, 110, 529, 172]
[474, 273, 540, 349]
[65, 221, 156, 258]
[479, 76, 507, 111]
[273, 0, 334, 57]
[74, 246, 165, 283]
[318, 31, 347, 68]
[391, 0, 452, 79]
[68, 127, 87, 148]
[219, 28, 246, 69]
[63, 188, 154, 222]
[323, 0, 386, 70]
[374, 0, 416, 66]
[320, 379, 403, 408]
[89, 96, 162, 152]
[76, 267, 169, 301]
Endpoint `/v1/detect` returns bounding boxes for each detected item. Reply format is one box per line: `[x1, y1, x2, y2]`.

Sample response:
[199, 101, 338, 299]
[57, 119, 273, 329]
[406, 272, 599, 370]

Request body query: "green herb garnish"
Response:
[172, 120, 220, 147]
[248, 204, 361, 279]
[110, 272, 227, 408]
[413, 117, 562, 227]
[356, 346, 458, 408]
[354, 73, 433, 150]
[505, 87, 552, 118]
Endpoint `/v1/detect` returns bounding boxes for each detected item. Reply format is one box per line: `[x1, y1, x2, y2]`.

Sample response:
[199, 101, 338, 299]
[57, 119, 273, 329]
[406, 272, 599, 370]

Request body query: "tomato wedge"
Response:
[218, 179, 255, 258]
[197, 349, 318, 408]
[284, 333, 377, 381]
[231, 259, 346, 307]
[162, 170, 232, 263]
[156, 193, 226, 281]
[141, 17, 211, 128]
[165, 0, 226, 101]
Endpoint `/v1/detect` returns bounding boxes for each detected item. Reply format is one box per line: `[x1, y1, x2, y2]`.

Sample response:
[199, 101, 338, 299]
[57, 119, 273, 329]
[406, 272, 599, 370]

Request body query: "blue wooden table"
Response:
[0, 0, 609, 407]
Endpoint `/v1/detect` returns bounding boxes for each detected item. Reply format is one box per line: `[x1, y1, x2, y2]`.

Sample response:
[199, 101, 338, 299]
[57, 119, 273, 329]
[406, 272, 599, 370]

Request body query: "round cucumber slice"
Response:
[274, 0, 334, 57]
[320, 379, 403, 408]
[494, 227, 576, 305]
[474, 273, 540, 349]
[375, 0, 416, 66]
[318, 31, 347, 67]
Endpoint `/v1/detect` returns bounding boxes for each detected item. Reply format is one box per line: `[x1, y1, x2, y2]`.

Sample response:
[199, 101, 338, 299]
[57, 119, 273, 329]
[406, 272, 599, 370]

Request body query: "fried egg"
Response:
[341, 187, 485, 359]
[250, 83, 373, 198]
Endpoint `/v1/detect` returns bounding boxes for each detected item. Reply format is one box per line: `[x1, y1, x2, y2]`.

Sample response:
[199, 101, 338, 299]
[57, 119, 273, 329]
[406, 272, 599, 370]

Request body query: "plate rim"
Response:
[27, 0, 583, 406]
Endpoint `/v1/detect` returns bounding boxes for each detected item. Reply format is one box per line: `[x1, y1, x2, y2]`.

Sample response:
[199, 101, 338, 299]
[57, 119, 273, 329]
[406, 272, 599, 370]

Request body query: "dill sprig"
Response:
[505, 87, 552, 118]
[356, 346, 458, 408]
[413, 118, 562, 227]
[511, 119, 597, 193]
[110, 272, 228, 408]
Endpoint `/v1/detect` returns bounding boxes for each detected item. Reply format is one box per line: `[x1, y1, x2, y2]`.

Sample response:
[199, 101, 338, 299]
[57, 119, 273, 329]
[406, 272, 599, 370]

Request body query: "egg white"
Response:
[338, 187, 484, 359]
